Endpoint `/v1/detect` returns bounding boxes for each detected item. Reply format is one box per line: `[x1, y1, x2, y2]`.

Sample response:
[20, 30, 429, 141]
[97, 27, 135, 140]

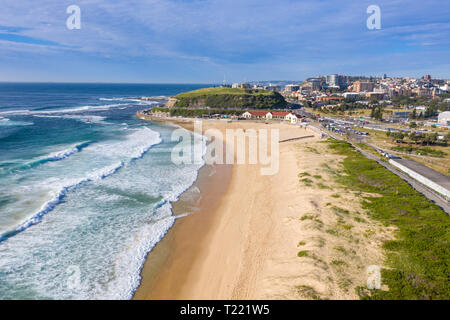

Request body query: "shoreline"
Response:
[133, 117, 233, 299]
[134, 116, 390, 299]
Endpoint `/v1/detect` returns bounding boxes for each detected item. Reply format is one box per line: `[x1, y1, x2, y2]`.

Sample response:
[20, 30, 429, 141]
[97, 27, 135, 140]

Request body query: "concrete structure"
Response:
[353, 81, 375, 93]
[438, 111, 450, 125]
[343, 92, 360, 100]
[232, 83, 251, 89]
[326, 74, 344, 88]
[307, 78, 322, 91]
[389, 158, 450, 199]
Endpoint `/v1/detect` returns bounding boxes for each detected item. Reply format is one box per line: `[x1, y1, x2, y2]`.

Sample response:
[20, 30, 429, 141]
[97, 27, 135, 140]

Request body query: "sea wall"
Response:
[389, 159, 450, 199]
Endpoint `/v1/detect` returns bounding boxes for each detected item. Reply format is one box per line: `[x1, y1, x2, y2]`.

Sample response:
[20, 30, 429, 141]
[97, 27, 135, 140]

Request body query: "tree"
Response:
[370, 106, 383, 121]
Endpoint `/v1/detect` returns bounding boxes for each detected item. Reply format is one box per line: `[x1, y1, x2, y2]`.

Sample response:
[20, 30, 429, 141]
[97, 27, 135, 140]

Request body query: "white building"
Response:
[438, 111, 450, 125]
[285, 113, 298, 124]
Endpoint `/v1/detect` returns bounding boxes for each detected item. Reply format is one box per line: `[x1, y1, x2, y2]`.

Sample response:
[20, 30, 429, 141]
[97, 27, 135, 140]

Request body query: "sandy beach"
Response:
[134, 118, 392, 300]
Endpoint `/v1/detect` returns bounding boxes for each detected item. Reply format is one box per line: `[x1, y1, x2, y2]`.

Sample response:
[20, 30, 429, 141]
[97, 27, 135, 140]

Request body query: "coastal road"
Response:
[310, 123, 450, 215]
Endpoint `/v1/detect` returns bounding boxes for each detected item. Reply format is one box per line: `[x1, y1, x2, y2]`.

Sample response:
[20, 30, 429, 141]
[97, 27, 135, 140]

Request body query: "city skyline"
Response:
[0, 0, 449, 83]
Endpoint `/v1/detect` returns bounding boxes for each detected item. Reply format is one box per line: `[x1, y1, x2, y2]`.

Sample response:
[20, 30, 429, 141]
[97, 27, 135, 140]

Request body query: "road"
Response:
[310, 123, 450, 215]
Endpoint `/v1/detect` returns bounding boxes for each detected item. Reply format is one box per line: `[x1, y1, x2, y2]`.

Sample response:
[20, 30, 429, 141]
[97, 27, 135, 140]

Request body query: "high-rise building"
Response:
[326, 74, 344, 88]
[308, 78, 322, 91]
[353, 81, 375, 93]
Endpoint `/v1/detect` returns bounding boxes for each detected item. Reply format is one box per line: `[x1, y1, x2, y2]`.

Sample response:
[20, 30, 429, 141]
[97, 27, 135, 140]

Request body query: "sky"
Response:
[0, 0, 449, 83]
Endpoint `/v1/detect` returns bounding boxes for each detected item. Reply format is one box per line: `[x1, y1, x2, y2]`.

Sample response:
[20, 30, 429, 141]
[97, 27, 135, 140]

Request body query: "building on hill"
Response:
[232, 83, 251, 89]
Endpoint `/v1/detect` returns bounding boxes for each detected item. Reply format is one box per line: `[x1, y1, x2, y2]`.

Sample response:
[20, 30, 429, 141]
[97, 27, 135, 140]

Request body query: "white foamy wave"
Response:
[34, 114, 108, 124]
[45, 142, 89, 162]
[0, 103, 129, 117]
[0, 161, 125, 242]
[0, 127, 164, 242]
[88, 127, 162, 160]
[0, 116, 34, 126]
[89, 128, 206, 299]
[95, 202, 175, 299]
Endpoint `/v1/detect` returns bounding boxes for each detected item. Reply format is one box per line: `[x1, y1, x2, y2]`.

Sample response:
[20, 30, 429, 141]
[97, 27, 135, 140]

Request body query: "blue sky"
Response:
[0, 0, 449, 83]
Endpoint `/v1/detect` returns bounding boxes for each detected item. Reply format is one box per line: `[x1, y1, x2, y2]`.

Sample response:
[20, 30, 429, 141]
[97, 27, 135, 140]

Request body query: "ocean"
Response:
[0, 83, 210, 299]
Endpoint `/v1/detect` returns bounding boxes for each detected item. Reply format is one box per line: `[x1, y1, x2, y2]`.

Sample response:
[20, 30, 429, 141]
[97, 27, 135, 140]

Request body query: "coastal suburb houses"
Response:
[242, 110, 299, 123]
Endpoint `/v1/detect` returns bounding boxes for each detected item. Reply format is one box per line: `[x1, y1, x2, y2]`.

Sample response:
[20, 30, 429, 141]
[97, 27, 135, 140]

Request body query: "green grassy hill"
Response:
[173, 87, 287, 109]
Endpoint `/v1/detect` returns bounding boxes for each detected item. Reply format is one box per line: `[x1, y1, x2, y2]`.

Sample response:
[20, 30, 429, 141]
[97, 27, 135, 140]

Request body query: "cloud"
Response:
[0, 0, 448, 82]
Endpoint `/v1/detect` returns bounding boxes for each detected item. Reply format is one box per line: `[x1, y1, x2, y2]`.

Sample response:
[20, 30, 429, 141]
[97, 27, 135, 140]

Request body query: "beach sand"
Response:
[134, 119, 392, 300]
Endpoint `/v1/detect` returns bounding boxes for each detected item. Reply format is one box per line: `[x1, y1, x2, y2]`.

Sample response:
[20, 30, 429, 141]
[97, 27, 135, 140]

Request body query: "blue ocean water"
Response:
[0, 83, 209, 299]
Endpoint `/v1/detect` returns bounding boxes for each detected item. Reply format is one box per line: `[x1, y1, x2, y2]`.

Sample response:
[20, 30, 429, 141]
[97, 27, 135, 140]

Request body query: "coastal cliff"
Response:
[170, 87, 287, 109]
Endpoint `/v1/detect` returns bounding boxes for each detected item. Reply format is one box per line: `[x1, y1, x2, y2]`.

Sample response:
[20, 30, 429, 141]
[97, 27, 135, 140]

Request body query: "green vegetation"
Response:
[331, 260, 348, 267]
[173, 87, 287, 109]
[387, 130, 447, 147]
[327, 139, 450, 300]
[298, 172, 311, 177]
[151, 107, 242, 118]
[370, 105, 384, 121]
[297, 241, 307, 246]
[300, 178, 313, 186]
[296, 285, 322, 300]
[331, 206, 350, 215]
[297, 250, 309, 257]
[392, 146, 447, 157]
[331, 193, 341, 198]
[300, 214, 315, 221]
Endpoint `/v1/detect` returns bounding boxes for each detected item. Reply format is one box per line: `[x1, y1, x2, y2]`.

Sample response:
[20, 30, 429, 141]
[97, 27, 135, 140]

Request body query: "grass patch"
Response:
[298, 172, 311, 177]
[331, 193, 341, 198]
[326, 228, 340, 237]
[331, 260, 348, 267]
[300, 178, 313, 186]
[296, 285, 322, 300]
[354, 216, 367, 223]
[392, 146, 446, 158]
[297, 250, 309, 257]
[305, 146, 320, 154]
[317, 182, 331, 190]
[331, 206, 350, 215]
[297, 241, 306, 246]
[327, 139, 450, 300]
[334, 246, 347, 254]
